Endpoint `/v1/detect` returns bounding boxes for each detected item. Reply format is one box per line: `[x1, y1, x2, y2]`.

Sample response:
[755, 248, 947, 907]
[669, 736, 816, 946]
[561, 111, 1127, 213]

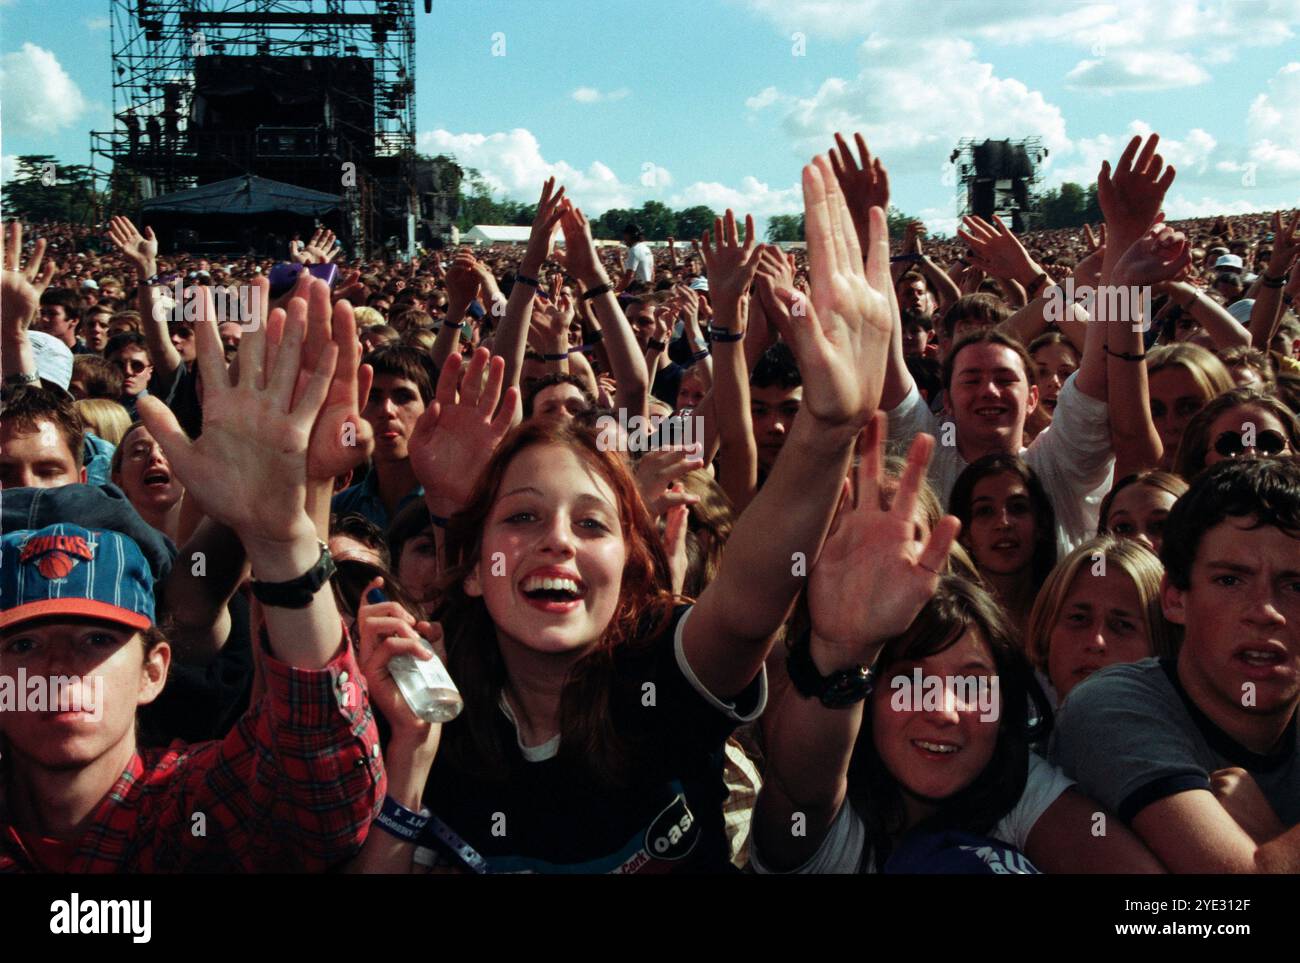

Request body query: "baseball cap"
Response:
[1214, 254, 1244, 273]
[80, 278, 100, 290]
[0, 524, 155, 632]
[26, 329, 74, 396]
[883, 829, 1041, 874]
[1227, 298, 1255, 325]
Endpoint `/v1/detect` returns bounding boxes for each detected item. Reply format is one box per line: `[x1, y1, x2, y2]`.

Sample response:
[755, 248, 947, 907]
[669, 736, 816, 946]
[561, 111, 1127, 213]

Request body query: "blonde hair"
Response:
[1024, 534, 1179, 672]
[1146, 342, 1235, 402]
[73, 398, 132, 446]
[353, 306, 385, 328]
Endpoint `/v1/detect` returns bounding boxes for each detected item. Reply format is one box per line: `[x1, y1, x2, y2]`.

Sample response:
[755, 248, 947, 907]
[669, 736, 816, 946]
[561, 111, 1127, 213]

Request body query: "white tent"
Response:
[463, 224, 533, 244]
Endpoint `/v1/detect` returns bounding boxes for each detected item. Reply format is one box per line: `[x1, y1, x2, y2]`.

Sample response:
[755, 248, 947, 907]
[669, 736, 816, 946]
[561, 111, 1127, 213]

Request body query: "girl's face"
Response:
[1047, 568, 1151, 701]
[397, 527, 439, 606]
[0, 619, 168, 770]
[469, 443, 627, 655]
[965, 472, 1037, 577]
[114, 426, 184, 518]
[1148, 366, 1209, 467]
[1031, 341, 1079, 416]
[1203, 404, 1293, 469]
[872, 629, 1001, 810]
[1105, 484, 1177, 555]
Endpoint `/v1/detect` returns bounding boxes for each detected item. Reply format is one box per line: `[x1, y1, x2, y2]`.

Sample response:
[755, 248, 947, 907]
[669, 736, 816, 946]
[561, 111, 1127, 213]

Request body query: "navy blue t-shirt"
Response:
[421, 604, 766, 873]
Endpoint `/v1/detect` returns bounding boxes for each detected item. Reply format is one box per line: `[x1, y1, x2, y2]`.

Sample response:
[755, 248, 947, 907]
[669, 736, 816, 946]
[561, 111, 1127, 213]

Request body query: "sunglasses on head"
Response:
[1213, 428, 1287, 459]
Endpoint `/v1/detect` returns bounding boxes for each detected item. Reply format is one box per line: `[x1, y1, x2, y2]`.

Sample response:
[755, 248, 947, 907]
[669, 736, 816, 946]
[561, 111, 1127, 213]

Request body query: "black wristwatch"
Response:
[786, 633, 876, 709]
[250, 540, 335, 609]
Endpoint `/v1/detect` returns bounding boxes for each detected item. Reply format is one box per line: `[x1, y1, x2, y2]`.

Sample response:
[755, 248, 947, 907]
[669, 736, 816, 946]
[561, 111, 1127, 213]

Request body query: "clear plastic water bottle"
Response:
[367, 588, 463, 724]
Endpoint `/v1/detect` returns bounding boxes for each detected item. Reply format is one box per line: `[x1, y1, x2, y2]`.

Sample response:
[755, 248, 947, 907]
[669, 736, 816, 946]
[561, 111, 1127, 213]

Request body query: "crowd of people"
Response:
[1, 129, 1298, 874]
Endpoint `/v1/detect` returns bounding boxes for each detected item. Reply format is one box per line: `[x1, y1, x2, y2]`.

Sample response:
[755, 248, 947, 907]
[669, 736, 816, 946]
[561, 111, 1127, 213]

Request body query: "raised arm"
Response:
[138, 278, 345, 669]
[495, 178, 567, 391]
[560, 203, 650, 422]
[1249, 210, 1300, 350]
[1, 222, 56, 380]
[107, 215, 182, 379]
[755, 417, 958, 871]
[682, 154, 894, 699]
[700, 210, 764, 511]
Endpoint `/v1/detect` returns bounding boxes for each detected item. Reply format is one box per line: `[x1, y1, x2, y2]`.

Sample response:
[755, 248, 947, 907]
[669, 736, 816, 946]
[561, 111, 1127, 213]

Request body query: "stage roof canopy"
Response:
[142, 175, 341, 216]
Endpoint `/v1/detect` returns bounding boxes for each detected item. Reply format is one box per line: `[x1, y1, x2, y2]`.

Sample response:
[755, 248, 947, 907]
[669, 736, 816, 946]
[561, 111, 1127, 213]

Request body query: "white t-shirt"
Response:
[625, 242, 655, 283]
[887, 371, 1114, 557]
[750, 752, 1073, 874]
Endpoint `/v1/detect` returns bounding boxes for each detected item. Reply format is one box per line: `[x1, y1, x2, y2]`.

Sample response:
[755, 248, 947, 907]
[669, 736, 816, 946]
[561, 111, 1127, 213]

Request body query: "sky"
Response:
[1, 0, 1299, 236]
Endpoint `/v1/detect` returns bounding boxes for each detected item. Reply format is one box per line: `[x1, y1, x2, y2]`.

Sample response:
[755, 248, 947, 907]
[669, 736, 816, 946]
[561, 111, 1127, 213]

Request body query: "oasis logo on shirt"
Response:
[643, 793, 700, 862]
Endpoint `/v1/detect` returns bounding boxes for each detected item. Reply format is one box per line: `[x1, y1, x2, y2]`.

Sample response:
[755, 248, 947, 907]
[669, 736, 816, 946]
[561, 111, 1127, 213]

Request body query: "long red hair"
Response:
[436, 419, 677, 785]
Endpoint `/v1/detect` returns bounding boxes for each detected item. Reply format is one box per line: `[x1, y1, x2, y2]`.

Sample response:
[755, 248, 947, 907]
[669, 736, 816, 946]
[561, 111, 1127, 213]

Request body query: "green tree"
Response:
[886, 206, 917, 240]
[2, 155, 104, 223]
[766, 213, 804, 242]
[674, 205, 718, 242]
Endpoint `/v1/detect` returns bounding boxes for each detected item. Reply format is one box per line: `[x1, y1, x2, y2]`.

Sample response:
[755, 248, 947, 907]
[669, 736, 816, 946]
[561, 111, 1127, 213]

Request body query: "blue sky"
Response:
[2, 0, 1299, 235]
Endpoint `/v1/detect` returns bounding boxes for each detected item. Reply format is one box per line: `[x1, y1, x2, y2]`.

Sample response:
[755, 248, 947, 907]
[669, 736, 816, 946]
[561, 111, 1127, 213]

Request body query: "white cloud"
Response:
[745, 86, 780, 110]
[571, 86, 629, 104]
[419, 127, 658, 213]
[1161, 194, 1279, 219]
[0, 43, 87, 137]
[669, 176, 802, 217]
[1, 154, 18, 183]
[1242, 62, 1300, 178]
[765, 37, 1069, 172]
[1065, 50, 1210, 91]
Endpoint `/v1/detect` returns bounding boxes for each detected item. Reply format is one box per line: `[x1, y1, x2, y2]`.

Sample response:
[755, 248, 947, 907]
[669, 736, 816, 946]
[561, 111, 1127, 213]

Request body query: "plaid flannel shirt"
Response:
[0, 636, 385, 873]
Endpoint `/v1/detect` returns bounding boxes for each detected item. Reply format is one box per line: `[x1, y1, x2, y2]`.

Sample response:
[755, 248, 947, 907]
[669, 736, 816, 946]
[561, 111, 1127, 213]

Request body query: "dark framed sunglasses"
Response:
[1213, 428, 1288, 459]
[116, 358, 151, 375]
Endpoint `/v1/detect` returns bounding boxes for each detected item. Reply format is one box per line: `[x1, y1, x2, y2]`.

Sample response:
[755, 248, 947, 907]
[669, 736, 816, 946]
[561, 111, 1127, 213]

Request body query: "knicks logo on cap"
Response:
[19, 534, 96, 580]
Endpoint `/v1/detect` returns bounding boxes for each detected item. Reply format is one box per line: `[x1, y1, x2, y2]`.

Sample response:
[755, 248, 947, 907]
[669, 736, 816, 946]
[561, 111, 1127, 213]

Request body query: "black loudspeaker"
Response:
[973, 140, 1009, 179]
[971, 180, 995, 221]
[1012, 178, 1031, 210]
[1007, 145, 1033, 180]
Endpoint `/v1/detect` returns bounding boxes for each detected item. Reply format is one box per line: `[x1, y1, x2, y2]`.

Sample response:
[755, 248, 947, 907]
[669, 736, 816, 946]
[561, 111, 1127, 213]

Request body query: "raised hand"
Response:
[958, 214, 1039, 283]
[523, 177, 567, 273]
[445, 252, 482, 315]
[1098, 134, 1176, 247]
[297, 227, 339, 265]
[1111, 221, 1191, 288]
[106, 215, 158, 277]
[634, 444, 704, 518]
[768, 154, 894, 429]
[531, 275, 575, 347]
[699, 210, 763, 316]
[260, 276, 376, 481]
[2, 221, 56, 338]
[903, 220, 926, 257]
[806, 414, 960, 659]
[407, 347, 520, 511]
[137, 281, 338, 542]
[558, 201, 608, 288]
[1264, 210, 1300, 278]
[829, 131, 890, 251]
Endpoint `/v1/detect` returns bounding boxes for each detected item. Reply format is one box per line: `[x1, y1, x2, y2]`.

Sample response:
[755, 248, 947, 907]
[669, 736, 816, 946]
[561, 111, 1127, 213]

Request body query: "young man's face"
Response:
[113, 425, 184, 519]
[169, 322, 197, 363]
[110, 345, 153, 397]
[531, 383, 589, 424]
[36, 304, 76, 346]
[0, 619, 168, 771]
[1031, 341, 1079, 416]
[626, 302, 655, 349]
[1164, 516, 1300, 723]
[751, 384, 802, 473]
[901, 323, 931, 358]
[0, 418, 85, 489]
[949, 343, 1036, 453]
[79, 312, 112, 352]
[363, 374, 427, 463]
[898, 279, 930, 314]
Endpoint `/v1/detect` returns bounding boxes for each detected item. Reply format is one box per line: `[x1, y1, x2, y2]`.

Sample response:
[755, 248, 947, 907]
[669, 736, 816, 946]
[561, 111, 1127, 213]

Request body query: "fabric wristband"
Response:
[647, 339, 667, 352]
[709, 327, 744, 343]
[374, 796, 430, 843]
[691, 349, 711, 363]
[440, 320, 464, 331]
[581, 283, 612, 301]
[1106, 347, 1145, 362]
[515, 273, 540, 287]
[543, 352, 569, 362]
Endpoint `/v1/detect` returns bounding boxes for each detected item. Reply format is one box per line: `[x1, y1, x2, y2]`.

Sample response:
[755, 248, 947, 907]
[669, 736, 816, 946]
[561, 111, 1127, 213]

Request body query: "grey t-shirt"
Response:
[1049, 657, 1300, 826]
